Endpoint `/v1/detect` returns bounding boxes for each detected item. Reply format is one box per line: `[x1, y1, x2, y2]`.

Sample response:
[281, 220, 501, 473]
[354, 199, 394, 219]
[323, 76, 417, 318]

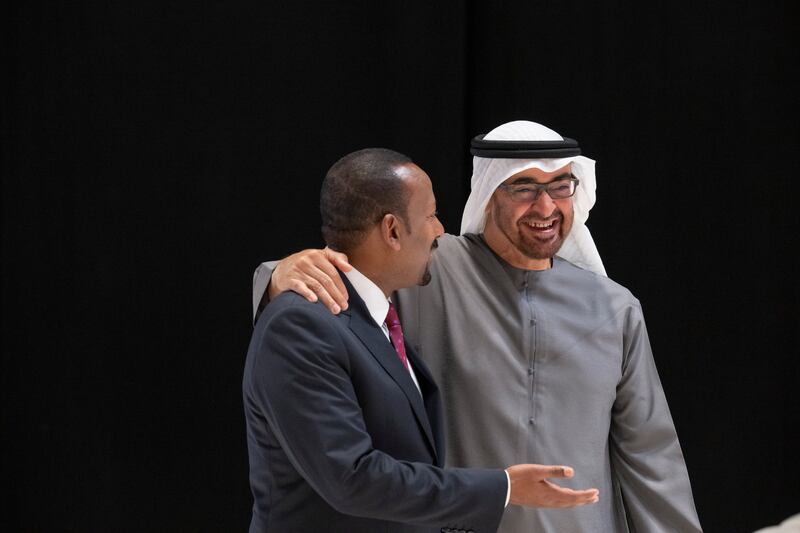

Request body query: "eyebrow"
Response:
[507, 173, 573, 185]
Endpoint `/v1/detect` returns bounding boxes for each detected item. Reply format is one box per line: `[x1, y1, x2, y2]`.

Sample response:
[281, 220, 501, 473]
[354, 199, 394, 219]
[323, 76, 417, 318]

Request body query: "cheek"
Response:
[559, 202, 575, 230]
[506, 206, 529, 228]
[490, 199, 522, 226]
[562, 201, 574, 219]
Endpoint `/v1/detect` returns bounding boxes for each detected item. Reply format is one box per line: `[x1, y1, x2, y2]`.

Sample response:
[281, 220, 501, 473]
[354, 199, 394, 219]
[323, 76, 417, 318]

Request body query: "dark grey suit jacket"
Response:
[243, 274, 507, 532]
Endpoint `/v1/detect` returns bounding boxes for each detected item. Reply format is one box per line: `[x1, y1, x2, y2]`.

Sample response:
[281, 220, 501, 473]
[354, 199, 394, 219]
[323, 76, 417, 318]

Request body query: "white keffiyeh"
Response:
[460, 120, 606, 276]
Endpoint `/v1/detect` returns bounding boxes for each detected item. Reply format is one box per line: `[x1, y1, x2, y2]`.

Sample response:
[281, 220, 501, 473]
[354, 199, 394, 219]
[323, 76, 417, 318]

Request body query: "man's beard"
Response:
[418, 238, 439, 286]
[516, 213, 566, 260]
[419, 268, 432, 286]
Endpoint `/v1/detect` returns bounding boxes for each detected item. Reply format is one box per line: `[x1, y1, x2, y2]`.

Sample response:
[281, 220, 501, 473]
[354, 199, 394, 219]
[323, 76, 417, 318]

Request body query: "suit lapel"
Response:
[404, 345, 445, 466]
[340, 275, 439, 461]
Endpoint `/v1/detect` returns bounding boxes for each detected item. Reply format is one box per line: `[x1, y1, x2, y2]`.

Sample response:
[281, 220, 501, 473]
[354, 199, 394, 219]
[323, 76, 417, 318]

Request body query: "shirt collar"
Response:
[344, 267, 390, 329]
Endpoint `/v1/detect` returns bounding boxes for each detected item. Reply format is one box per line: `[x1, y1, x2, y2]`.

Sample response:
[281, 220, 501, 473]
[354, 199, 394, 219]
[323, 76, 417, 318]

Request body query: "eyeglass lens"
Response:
[507, 179, 577, 201]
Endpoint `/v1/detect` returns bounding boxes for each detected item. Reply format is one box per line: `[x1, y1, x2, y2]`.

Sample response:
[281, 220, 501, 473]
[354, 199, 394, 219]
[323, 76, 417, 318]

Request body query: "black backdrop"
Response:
[3, 1, 798, 532]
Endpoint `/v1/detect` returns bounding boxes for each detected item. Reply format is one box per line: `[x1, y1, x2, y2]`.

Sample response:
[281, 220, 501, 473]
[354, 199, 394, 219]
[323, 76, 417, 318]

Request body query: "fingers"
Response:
[288, 278, 319, 304]
[540, 480, 600, 507]
[325, 247, 353, 272]
[507, 464, 599, 509]
[273, 249, 351, 314]
[312, 257, 349, 310]
[305, 268, 346, 314]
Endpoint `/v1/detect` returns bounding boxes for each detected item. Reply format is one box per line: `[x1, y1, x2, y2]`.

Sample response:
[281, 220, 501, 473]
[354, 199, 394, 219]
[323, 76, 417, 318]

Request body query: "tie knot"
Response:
[385, 303, 401, 329]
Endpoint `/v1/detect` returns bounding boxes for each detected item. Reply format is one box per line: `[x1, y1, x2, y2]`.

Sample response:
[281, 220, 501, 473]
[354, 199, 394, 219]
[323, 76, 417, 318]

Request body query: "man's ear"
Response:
[380, 213, 403, 251]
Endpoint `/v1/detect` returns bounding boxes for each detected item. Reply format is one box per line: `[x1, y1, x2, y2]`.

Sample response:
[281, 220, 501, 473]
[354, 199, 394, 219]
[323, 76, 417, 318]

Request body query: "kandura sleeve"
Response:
[609, 302, 702, 532]
[252, 260, 279, 324]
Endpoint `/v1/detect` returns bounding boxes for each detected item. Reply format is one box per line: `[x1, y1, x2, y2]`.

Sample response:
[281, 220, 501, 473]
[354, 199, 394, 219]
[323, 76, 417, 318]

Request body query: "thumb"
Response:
[540, 465, 574, 479]
[325, 248, 352, 272]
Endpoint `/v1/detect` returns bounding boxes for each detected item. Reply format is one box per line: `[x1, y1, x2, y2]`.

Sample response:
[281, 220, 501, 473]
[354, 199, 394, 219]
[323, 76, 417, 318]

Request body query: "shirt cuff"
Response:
[504, 469, 511, 507]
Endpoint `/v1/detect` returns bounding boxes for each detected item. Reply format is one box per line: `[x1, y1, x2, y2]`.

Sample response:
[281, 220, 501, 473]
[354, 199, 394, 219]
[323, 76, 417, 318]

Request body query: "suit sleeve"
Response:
[609, 302, 703, 532]
[246, 302, 507, 531]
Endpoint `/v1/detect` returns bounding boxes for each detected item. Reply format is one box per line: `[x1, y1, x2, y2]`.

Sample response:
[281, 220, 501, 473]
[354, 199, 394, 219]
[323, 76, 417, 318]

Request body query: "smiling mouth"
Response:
[526, 220, 556, 230]
[523, 218, 559, 232]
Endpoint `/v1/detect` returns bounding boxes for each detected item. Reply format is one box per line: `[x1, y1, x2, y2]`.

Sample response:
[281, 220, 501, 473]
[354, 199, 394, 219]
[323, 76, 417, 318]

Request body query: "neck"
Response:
[482, 224, 553, 271]
[347, 250, 395, 298]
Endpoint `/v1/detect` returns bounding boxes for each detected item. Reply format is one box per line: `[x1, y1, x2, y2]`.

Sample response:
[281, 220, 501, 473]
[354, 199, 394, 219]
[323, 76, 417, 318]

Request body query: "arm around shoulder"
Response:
[251, 248, 352, 324]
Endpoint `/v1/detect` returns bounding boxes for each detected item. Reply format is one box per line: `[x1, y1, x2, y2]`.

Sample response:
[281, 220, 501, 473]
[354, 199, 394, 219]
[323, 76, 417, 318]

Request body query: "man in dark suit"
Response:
[243, 148, 599, 532]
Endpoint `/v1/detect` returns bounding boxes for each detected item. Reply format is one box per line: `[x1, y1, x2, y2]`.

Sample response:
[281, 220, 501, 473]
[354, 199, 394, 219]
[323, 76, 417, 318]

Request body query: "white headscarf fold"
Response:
[460, 120, 606, 276]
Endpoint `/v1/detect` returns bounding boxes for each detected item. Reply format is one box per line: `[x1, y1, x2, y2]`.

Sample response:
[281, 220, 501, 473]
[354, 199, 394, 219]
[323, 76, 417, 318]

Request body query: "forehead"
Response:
[396, 163, 435, 205]
[501, 162, 572, 185]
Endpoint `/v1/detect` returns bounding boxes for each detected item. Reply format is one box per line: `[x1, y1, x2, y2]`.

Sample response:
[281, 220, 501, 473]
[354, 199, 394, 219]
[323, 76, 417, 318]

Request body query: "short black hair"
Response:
[320, 148, 412, 252]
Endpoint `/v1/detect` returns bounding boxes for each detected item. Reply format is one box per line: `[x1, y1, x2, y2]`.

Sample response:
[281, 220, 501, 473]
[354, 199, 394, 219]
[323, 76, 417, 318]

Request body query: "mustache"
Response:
[520, 210, 562, 224]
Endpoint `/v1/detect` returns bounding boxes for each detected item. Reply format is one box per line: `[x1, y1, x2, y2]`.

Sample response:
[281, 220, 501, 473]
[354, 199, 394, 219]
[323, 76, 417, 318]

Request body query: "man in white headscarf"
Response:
[252, 120, 702, 532]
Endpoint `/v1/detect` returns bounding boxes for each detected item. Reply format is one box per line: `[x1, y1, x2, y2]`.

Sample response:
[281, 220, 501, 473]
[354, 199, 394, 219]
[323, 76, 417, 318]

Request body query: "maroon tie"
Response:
[385, 303, 409, 370]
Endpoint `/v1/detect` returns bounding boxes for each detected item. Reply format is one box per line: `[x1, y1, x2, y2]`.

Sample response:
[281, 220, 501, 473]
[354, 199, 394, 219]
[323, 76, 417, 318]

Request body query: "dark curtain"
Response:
[3, 1, 797, 532]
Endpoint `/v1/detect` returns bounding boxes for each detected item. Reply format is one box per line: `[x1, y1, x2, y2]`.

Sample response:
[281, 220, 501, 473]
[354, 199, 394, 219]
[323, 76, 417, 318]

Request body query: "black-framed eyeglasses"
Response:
[497, 177, 579, 202]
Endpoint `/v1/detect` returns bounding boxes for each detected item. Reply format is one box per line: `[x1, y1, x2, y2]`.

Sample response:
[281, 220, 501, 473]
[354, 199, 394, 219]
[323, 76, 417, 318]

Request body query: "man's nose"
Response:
[434, 217, 444, 237]
[527, 190, 557, 216]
